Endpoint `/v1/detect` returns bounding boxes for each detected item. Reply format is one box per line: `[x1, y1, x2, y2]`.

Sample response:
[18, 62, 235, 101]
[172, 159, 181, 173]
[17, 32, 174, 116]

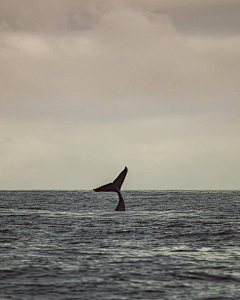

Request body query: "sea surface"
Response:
[0, 190, 240, 300]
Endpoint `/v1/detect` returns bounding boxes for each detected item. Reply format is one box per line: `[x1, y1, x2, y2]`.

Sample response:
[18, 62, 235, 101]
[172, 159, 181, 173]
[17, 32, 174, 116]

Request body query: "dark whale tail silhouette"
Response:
[93, 167, 128, 211]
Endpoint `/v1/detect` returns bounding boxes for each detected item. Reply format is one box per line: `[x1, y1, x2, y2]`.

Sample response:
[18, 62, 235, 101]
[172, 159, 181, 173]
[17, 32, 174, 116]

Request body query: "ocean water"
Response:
[0, 190, 240, 300]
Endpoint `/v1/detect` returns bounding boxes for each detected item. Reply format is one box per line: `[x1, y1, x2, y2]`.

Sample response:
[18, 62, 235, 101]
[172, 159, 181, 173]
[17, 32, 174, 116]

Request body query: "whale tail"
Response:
[93, 167, 128, 192]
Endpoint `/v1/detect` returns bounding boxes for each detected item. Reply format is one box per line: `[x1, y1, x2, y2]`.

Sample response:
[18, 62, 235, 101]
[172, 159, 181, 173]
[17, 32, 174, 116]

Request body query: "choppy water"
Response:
[0, 190, 240, 300]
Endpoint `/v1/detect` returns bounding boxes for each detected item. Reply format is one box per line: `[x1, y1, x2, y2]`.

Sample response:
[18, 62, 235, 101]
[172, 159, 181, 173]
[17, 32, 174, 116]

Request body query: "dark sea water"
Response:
[0, 190, 240, 300]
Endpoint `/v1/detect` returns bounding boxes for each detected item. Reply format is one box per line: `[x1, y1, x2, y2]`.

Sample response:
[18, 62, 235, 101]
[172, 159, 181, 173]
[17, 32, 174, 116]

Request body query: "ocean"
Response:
[0, 190, 240, 300]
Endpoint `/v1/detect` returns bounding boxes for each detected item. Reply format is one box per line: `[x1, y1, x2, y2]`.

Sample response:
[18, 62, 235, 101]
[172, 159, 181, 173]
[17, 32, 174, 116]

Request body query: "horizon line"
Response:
[0, 189, 239, 192]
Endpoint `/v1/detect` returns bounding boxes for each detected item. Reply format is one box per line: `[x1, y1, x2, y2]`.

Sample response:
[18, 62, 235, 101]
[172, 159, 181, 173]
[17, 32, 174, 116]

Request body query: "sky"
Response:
[1, 0, 240, 190]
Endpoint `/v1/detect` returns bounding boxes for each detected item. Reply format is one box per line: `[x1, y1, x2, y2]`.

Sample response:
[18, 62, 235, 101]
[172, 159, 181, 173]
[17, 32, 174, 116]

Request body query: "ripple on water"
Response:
[0, 190, 240, 300]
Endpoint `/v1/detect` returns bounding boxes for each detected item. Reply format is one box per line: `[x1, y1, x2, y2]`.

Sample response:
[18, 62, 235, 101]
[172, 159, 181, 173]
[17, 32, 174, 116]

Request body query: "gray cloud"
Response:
[1, 0, 239, 34]
[0, 0, 240, 189]
[167, 1, 240, 35]
[0, 0, 112, 32]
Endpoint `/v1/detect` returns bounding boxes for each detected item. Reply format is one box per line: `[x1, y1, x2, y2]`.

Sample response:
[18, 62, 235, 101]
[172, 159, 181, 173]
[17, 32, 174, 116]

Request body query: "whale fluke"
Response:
[113, 167, 128, 190]
[93, 167, 128, 211]
[94, 167, 128, 192]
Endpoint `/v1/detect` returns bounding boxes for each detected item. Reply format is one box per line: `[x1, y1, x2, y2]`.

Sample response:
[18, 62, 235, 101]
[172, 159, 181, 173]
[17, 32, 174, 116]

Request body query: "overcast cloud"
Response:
[1, 0, 240, 189]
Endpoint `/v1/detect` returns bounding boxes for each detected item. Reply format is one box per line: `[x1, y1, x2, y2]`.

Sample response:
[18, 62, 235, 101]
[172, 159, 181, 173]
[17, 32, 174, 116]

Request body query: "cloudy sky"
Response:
[1, 0, 240, 190]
